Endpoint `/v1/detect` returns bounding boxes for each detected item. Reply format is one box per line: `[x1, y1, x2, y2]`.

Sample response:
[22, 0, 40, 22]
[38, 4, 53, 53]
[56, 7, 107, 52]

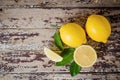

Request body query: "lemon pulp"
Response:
[44, 47, 63, 62]
[74, 45, 97, 68]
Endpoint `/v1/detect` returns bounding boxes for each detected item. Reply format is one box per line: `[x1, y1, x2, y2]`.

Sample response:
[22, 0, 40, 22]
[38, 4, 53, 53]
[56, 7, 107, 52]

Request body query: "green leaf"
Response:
[70, 61, 81, 76]
[54, 31, 64, 50]
[56, 48, 75, 66]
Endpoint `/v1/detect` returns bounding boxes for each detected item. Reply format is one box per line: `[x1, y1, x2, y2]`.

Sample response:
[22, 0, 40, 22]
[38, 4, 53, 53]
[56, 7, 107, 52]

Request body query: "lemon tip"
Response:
[102, 39, 108, 43]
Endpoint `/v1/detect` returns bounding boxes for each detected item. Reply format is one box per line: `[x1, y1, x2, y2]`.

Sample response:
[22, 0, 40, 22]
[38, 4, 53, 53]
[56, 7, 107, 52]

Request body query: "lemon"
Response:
[60, 23, 86, 47]
[44, 47, 63, 62]
[86, 14, 111, 43]
[74, 45, 97, 68]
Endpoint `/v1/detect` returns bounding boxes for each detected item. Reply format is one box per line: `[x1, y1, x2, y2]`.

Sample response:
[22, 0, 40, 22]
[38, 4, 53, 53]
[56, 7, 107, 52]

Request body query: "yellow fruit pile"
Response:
[59, 14, 111, 67]
[44, 14, 111, 70]
[60, 15, 111, 46]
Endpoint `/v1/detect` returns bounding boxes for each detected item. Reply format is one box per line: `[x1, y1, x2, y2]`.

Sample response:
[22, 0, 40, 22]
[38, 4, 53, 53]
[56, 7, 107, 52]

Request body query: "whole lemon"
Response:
[60, 23, 86, 47]
[86, 14, 111, 43]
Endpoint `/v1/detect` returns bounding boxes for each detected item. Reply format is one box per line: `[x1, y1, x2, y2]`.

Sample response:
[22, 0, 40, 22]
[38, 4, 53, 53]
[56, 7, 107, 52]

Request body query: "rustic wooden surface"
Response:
[0, 0, 120, 7]
[0, 0, 120, 80]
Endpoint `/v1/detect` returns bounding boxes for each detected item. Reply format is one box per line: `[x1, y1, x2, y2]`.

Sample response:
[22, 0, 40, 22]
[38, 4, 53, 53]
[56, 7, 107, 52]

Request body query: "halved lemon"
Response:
[44, 47, 63, 62]
[74, 45, 97, 68]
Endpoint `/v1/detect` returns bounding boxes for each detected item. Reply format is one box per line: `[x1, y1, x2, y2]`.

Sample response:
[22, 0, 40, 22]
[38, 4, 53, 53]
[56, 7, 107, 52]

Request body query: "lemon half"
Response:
[74, 45, 97, 68]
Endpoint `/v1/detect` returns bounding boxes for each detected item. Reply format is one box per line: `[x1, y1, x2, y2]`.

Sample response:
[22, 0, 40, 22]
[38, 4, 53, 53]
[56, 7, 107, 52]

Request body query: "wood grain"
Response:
[0, 8, 119, 74]
[0, 29, 58, 50]
[0, 73, 120, 80]
[0, 49, 119, 73]
[0, 1, 120, 79]
[0, 28, 119, 50]
[0, 29, 119, 73]
[0, 9, 120, 28]
[0, 0, 120, 8]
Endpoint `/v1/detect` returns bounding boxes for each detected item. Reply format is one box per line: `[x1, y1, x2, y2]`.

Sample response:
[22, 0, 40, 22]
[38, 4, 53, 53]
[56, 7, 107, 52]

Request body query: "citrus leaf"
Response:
[54, 31, 64, 50]
[70, 61, 81, 76]
[56, 48, 75, 66]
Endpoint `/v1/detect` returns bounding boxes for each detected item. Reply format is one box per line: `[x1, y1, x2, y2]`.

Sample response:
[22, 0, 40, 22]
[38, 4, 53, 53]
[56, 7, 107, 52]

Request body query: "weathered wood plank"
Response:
[0, 0, 120, 8]
[0, 9, 120, 28]
[0, 29, 58, 50]
[0, 41, 119, 73]
[0, 28, 119, 50]
[0, 73, 120, 80]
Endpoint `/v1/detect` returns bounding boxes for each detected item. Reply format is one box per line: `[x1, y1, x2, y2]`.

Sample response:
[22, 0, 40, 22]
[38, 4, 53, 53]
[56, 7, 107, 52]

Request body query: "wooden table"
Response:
[0, 0, 120, 80]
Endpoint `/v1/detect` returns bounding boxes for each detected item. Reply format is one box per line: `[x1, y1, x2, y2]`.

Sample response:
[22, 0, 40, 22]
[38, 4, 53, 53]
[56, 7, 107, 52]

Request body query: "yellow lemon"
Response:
[86, 14, 111, 43]
[60, 23, 87, 47]
[44, 47, 63, 62]
[74, 45, 97, 68]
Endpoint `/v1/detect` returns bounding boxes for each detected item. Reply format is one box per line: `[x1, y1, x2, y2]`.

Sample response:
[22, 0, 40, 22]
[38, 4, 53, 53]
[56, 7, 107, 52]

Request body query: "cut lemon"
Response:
[44, 47, 63, 62]
[74, 45, 97, 68]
